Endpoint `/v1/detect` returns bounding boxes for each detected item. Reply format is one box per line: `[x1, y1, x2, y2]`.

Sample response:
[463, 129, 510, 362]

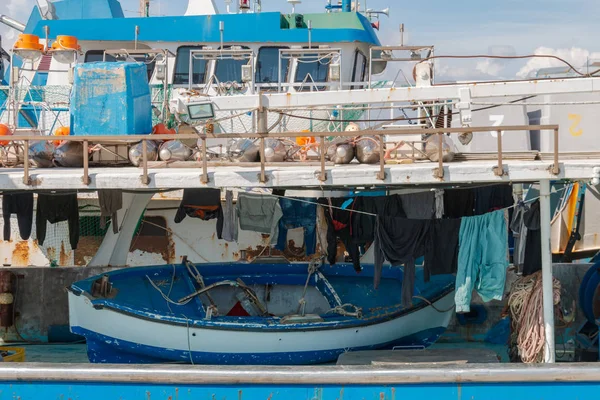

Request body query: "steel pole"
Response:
[540, 179, 555, 363]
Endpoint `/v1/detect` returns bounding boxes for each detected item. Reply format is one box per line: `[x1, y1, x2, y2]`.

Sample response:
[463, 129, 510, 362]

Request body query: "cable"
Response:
[416, 54, 597, 78]
[412, 295, 456, 313]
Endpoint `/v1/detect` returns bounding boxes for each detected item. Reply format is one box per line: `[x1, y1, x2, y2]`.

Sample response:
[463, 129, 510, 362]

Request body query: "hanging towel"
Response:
[175, 188, 223, 239]
[36, 193, 80, 250]
[275, 198, 317, 255]
[3, 193, 34, 241]
[435, 189, 445, 219]
[237, 192, 283, 242]
[455, 210, 508, 313]
[221, 190, 238, 242]
[510, 202, 529, 274]
[98, 189, 123, 234]
[400, 191, 435, 219]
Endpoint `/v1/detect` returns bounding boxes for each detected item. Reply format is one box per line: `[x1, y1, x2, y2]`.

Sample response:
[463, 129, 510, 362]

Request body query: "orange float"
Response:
[49, 36, 81, 64]
[152, 123, 176, 136]
[12, 34, 44, 61]
[53, 126, 70, 146]
[0, 124, 12, 147]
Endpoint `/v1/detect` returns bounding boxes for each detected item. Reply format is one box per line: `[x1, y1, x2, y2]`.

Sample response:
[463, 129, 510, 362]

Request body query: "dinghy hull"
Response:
[68, 262, 455, 365]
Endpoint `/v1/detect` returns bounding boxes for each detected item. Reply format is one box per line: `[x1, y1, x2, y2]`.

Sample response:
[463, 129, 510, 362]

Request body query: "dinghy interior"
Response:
[67, 259, 455, 364]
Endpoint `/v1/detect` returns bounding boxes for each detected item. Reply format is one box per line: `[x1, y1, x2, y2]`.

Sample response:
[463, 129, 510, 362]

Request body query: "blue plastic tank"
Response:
[70, 62, 152, 135]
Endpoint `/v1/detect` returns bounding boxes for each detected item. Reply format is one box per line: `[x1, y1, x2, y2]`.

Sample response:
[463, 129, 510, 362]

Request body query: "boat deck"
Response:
[1, 158, 597, 190]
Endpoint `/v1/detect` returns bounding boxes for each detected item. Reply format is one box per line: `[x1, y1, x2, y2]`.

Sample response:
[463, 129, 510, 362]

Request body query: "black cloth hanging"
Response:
[352, 194, 406, 245]
[36, 193, 79, 250]
[523, 200, 542, 276]
[318, 198, 361, 272]
[174, 189, 223, 239]
[474, 184, 514, 215]
[3, 193, 34, 241]
[443, 189, 475, 218]
[424, 218, 462, 282]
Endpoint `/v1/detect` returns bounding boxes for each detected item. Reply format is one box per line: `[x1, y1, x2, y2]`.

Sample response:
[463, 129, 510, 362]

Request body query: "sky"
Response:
[1, 0, 599, 81]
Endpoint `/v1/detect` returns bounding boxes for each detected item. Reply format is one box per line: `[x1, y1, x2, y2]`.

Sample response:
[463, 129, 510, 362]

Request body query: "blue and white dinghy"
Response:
[68, 259, 455, 365]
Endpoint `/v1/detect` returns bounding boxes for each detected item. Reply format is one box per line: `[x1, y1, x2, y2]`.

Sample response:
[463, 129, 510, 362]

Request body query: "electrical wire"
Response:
[416, 54, 599, 78]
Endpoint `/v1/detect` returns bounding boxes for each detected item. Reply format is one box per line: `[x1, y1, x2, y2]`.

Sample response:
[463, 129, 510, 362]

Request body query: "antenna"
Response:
[288, 0, 301, 13]
[400, 23, 404, 46]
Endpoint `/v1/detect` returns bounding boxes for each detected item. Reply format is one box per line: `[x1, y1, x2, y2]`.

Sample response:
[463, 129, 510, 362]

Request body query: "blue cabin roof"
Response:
[24, 0, 380, 45]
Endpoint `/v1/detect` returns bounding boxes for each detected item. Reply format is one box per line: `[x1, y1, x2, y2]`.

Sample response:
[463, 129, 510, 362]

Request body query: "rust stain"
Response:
[46, 247, 56, 263]
[59, 242, 70, 266]
[131, 236, 172, 263]
[11, 241, 30, 266]
[74, 236, 103, 266]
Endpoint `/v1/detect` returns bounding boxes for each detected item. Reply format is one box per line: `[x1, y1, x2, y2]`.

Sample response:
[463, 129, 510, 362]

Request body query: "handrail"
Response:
[5, 124, 560, 187]
[0, 362, 598, 384]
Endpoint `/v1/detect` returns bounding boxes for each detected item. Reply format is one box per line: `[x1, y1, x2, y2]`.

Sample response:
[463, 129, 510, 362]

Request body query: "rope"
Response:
[412, 295, 456, 313]
[507, 271, 561, 363]
[326, 303, 363, 318]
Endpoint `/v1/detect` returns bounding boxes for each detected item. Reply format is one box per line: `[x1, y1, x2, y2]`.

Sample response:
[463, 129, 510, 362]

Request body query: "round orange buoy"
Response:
[53, 126, 70, 146]
[50, 35, 80, 51]
[13, 34, 44, 51]
[0, 124, 13, 147]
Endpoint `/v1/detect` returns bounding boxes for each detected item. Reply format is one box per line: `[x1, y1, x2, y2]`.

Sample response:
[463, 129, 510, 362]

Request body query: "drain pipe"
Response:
[0, 15, 25, 32]
[341, 0, 351, 12]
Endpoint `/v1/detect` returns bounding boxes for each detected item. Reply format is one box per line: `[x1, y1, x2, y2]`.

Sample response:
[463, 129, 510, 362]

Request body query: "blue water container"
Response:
[70, 62, 152, 135]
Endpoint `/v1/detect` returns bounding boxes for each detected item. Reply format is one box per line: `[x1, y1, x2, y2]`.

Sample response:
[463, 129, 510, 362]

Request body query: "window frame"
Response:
[293, 50, 331, 92]
[173, 45, 209, 86]
[255, 46, 290, 89]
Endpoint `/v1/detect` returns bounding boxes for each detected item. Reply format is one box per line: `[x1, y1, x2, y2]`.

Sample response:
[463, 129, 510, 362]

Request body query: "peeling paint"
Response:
[11, 241, 29, 266]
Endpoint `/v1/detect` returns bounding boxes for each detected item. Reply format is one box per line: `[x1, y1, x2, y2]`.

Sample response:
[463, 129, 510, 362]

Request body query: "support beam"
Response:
[87, 192, 154, 267]
[539, 179, 555, 363]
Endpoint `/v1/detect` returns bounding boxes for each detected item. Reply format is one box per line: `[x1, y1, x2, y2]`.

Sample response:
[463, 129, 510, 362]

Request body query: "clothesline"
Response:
[247, 185, 570, 218]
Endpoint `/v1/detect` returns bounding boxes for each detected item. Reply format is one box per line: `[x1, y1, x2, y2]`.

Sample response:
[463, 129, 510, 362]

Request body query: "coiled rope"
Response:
[507, 271, 561, 363]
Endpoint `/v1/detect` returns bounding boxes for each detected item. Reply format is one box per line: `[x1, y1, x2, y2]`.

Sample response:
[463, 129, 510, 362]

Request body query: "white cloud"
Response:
[0, 0, 35, 48]
[516, 47, 600, 78]
[475, 59, 504, 77]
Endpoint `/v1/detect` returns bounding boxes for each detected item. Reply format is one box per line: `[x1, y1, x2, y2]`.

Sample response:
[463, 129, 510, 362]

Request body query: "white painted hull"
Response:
[68, 290, 455, 365]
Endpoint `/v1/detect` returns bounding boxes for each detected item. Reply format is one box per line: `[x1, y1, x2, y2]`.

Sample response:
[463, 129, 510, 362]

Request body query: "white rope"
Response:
[508, 270, 561, 363]
[146, 274, 194, 306]
[472, 101, 600, 106]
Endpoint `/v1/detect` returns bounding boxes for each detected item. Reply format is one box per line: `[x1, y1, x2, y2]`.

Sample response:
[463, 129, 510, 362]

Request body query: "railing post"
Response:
[141, 139, 150, 185]
[259, 136, 266, 184]
[22, 140, 30, 185]
[200, 137, 209, 184]
[319, 135, 327, 182]
[494, 130, 505, 176]
[552, 127, 560, 175]
[434, 133, 444, 179]
[377, 134, 386, 181]
[257, 100, 268, 184]
[82, 140, 90, 185]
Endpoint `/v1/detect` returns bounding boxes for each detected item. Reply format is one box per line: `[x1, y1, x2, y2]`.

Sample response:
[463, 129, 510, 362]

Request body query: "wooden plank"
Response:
[336, 348, 500, 366]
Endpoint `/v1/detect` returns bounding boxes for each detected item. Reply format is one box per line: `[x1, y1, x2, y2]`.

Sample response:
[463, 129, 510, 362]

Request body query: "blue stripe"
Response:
[27, 12, 380, 45]
[72, 326, 447, 365]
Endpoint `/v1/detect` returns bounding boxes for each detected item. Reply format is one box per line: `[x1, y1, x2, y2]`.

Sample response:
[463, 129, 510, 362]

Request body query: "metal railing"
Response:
[5, 123, 560, 187]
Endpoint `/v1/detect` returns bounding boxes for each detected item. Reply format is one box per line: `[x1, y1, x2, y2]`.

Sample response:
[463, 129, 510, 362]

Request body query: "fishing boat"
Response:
[68, 259, 455, 365]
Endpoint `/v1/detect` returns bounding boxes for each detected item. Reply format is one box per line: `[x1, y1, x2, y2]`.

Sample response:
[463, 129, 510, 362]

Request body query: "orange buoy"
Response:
[12, 34, 44, 62]
[0, 124, 12, 147]
[152, 123, 176, 136]
[53, 126, 70, 146]
[296, 136, 316, 147]
[50, 36, 80, 51]
[13, 34, 44, 51]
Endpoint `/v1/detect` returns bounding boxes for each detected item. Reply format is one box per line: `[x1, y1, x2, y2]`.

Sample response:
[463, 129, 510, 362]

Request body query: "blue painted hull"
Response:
[69, 262, 455, 365]
[77, 326, 448, 365]
[2, 379, 600, 400]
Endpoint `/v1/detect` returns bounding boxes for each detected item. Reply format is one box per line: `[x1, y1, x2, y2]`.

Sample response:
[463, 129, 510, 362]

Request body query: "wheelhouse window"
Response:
[256, 47, 289, 85]
[214, 46, 250, 84]
[84, 50, 155, 81]
[173, 46, 207, 85]
[352, 51, 367, 89]
[294, 53, 330, 91]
